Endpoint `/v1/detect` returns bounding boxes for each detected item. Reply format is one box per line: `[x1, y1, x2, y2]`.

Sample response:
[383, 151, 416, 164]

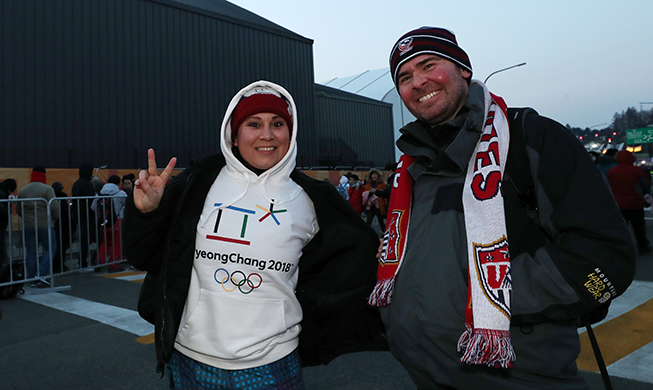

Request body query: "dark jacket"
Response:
[123, 154, 387, 373]
[72, 175, 97, 224]
[0, 188, 11, 233]
[53, 189, 75, 247]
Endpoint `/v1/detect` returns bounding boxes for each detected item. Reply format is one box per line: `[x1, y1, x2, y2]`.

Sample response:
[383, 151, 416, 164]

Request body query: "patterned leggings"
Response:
[168, 350, 306, 390]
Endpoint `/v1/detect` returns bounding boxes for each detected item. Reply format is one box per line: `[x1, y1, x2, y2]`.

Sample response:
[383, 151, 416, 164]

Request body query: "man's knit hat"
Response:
[389, 26, 472, 85]
[230, 87, 293, 141]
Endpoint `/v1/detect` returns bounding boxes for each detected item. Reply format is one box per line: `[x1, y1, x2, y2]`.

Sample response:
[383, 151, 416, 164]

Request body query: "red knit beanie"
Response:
[230, 89, 293, 141]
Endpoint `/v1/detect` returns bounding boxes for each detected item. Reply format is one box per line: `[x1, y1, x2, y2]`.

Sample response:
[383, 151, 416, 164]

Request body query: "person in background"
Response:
[336, 175, 350, 200]
[347, 174, 364, 214]
[72, 163, 97, 268]
[372, 162, 398, 201]
[0, 179, 17, 270]
[51, 182, 75, 273]
[369, 26, 636, 389]
[17, 166, 59, 287]
[607, 150, 652, 254]
[121, 174, 135, 197]
[595, 148, 619, 176]
[94, 175, 128, 272]
[123, 80, 385, 389]
[363, 169, 387, 228]
[91, 176, 104, 195]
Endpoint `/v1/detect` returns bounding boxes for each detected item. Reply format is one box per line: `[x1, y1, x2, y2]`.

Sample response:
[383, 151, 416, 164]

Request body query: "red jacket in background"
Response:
[607, 150, 650, 209]
[348, 183, 364, 213]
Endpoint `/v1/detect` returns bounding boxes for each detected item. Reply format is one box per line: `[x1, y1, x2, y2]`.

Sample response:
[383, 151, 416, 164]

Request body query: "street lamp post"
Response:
[484, 62, 526, 84]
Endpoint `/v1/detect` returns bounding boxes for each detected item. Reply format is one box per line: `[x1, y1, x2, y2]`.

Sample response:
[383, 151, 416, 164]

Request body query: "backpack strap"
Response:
[506, 107, 538, 213]
[506, 107, 613, 390]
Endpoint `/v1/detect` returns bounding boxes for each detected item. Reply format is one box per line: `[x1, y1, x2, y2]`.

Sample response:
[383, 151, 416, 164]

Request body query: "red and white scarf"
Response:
[368, 86, 516, 368]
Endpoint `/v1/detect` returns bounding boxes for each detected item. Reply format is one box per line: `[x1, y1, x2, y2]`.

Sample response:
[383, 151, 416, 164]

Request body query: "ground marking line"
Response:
[19, 291, 154, 337]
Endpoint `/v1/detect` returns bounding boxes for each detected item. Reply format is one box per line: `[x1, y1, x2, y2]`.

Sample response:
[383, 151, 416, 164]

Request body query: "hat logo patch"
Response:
[398, 37, 413, 55]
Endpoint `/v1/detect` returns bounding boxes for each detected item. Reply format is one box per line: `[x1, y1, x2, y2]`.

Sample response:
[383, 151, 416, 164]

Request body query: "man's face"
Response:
[396, 54, 471, 126]
[122, 179, 133, 189]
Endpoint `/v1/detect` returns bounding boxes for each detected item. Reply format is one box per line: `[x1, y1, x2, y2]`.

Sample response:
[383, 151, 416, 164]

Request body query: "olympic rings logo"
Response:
[214, 268, 263, 294]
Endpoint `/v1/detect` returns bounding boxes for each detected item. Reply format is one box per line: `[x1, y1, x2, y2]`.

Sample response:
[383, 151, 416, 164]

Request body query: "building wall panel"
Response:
[1, 0, 316, 169]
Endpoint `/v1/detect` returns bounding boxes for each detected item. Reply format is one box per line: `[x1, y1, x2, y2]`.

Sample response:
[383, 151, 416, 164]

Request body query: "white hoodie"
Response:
[174, 81, 319, 369]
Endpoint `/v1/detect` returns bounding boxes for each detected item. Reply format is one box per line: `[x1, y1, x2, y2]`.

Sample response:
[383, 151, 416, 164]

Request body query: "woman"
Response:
[94, 175, 128, 272]
[363, 169, 387, 229]
[123, 81, 385, 389]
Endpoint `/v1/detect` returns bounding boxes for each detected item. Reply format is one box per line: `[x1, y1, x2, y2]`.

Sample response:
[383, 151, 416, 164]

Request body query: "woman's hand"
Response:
[133, 149, 177, 213]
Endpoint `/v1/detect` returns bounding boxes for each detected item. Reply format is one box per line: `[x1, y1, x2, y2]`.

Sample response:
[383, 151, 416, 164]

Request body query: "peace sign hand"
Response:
[133, 148, 177, 213]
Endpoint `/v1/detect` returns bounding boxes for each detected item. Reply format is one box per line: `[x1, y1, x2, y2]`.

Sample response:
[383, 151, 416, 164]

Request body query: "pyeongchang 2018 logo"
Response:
[214, 268, 262, 295]
[207, 202, 288, 246]
[473, 237, 512, 318]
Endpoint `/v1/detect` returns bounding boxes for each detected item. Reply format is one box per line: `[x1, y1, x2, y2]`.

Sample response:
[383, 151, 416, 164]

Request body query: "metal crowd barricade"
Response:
[0, 194, 128, 295]
[0, 197, 61, 292]
[50, 194, 127, 275]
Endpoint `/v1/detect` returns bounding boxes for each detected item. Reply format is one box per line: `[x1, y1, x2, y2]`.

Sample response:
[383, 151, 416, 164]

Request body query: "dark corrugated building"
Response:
[1, 0, 394, 170]
[314, 85, 394, 168]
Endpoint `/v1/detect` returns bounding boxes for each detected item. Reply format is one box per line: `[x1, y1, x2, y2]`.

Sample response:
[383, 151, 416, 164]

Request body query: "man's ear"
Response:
[461, 68, 472, 80]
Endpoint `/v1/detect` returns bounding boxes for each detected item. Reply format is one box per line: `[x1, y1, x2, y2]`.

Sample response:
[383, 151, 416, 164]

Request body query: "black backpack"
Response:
[505, 107, 614, 390]
[505, 107, 612, 326]
[96, 197, 118, 228]
[0, 263, 24, 300]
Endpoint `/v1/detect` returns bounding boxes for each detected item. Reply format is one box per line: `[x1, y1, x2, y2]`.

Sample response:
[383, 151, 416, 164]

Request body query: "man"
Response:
[347, 174, 364, 214]
[121, 174, 135, 197]
[369, 27, 635, 389]
[17, 167, 59, 286]
[607, 150, 652, 254]
[0, 179, 17, 269]
[94, 175, 128, 272]
[72, 163, 97, 268]
[595, 148, 618, 176]
[51, 181, 75, 273]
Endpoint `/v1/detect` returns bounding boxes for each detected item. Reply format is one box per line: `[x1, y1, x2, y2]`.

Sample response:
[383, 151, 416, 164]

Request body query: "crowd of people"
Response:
[0, 24, 650, 390]
[331, 163, 397, 234]
[0, 168, 137, 286]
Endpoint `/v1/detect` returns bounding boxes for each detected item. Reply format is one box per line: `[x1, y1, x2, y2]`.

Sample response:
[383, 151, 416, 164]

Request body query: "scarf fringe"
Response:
[457, 326, 515, 369]
[368, 277, 395, 307]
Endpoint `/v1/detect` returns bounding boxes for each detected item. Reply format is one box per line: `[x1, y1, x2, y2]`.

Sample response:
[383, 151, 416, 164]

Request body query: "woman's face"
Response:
[371, 173, 379, 181]
[234, 113, 290, 170]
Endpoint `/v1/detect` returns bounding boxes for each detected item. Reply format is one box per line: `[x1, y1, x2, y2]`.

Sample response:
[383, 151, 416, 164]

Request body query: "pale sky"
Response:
[229, 0, 653, 129]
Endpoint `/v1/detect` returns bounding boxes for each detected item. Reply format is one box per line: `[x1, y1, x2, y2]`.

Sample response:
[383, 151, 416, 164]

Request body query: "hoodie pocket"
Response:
[176, 288, 287, 359]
